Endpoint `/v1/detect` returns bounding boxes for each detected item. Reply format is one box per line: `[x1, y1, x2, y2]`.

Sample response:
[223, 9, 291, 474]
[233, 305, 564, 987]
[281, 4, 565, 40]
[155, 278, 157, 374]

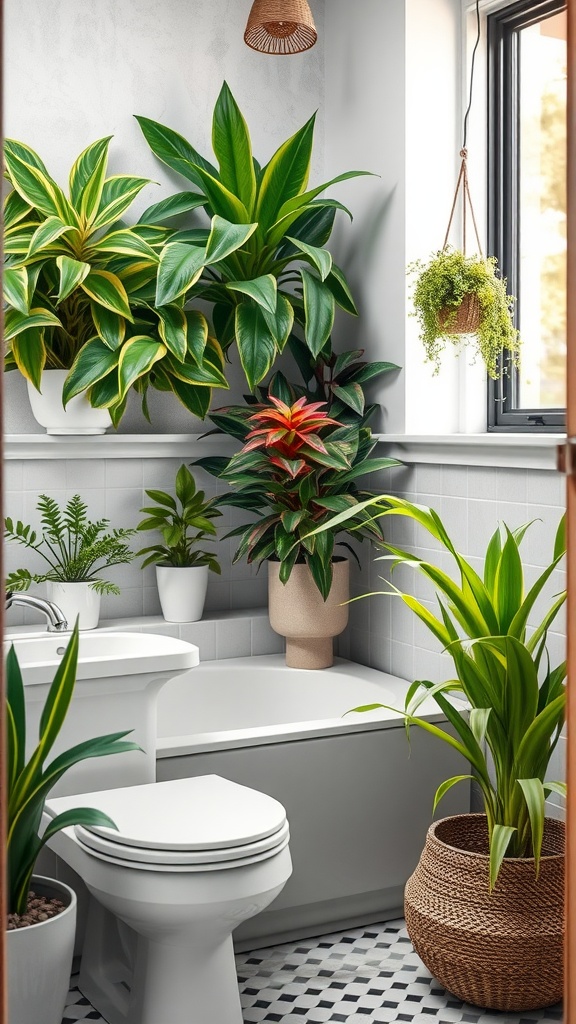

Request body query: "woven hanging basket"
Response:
[244, 0, 317, 54]
[438, 292, 482, 335]
[405, 814, 565, 1012]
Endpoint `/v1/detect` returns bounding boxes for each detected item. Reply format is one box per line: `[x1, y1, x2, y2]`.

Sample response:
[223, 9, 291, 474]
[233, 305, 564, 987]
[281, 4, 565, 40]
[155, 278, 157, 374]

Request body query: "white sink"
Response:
[5, 630, 200, 796]
[5, 630, 199, 686]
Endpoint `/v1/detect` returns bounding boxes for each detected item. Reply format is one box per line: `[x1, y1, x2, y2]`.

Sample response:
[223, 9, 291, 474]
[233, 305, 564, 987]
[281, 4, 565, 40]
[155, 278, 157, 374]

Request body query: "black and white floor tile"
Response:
[62, 919, 563, 1024]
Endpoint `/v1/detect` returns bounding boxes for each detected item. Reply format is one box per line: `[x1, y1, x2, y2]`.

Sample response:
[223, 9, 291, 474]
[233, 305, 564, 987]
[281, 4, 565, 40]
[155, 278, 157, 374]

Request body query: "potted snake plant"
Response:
[306, 494, 566, 1011]
[6, 623, 140, 1024]
[198, 397, 399, 668]
[136, 464, 221, 622]
[3, 136, 227, 431]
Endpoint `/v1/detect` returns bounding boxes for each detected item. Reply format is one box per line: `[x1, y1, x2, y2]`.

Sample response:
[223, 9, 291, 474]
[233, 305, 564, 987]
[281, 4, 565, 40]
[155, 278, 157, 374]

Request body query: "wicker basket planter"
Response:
[405, 813, 565, 1012]
[438, 292, 482, 334]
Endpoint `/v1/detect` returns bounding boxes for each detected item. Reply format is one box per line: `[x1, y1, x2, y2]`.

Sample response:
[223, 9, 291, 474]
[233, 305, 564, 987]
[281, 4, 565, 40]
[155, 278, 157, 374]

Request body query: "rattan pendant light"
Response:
[244, 0, 317, 54]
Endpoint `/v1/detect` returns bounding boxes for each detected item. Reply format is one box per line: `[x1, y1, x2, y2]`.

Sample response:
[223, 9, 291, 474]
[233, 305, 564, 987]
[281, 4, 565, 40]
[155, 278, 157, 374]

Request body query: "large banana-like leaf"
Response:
[255, 113, 316, 233]
[134, 114, 219, 187]
[212, 82, 256, 215]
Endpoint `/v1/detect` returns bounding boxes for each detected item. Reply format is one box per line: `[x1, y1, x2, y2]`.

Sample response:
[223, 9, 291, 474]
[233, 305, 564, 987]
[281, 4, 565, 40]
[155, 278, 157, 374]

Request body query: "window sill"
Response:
[3, 431, 564, 471]
[373, 433, 564, 471]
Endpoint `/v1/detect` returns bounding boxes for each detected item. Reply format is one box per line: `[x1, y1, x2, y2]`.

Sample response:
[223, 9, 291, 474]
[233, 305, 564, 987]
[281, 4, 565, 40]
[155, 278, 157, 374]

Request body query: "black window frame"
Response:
[487, 0, 566, 432]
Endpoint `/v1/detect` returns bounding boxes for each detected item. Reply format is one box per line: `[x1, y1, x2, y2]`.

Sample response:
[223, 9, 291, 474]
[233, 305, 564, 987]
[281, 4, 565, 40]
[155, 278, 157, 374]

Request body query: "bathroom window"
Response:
[487, 0, 567, 431]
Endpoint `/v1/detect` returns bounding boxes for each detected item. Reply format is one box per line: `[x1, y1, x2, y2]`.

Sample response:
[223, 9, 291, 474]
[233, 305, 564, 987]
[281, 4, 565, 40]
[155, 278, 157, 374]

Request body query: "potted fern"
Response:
[5, 495, 136, 629]
[409, 248, 520, 377]
[136, 465, 221, 622]
[6, 623, 140, 1024]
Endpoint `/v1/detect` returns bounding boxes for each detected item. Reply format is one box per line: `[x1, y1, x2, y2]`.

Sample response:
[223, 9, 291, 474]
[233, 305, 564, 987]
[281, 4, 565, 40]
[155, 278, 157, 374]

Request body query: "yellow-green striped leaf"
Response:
[57, 255, 91, 303]
[256, 114, 315, 232]
[81, 269, 134, 320]
[227, 274, 277, 314]
[27, 216, 74, 259]
[69, 136, 112, 206]
[90, 303, 125, 350]
[4, 147, 75, 224]
[62, 339, 121, 404]
[185, 310, 209, 364]
[4, 190, 32, 231]
[117, 336, 166, 400]
[11, 330, 46, 390]
[89, 229, 159, 262]
[157, 304, 187, 360]
[156, 242, 206, 305]
[4, 307, 62, 340]
[212, 81, 256, 214]
[205, 215, 257, 264]
[3, 267, 29, 315]
[90, 176, 150, 232]
[286, 236, 332, 280]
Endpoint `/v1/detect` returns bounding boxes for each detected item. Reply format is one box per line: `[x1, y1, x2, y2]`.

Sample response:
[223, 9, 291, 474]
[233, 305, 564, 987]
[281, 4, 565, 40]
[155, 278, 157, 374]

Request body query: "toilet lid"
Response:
[61, 775, 287, 854]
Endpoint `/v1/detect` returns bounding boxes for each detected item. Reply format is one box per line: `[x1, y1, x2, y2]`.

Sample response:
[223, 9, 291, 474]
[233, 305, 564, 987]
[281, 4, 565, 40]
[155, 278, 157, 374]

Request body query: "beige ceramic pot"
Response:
[268, 558, 349, 669]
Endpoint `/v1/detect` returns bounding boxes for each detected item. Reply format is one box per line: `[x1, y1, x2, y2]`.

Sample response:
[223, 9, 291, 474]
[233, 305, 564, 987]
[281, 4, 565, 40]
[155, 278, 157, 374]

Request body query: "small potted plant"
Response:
[136, 464, 221, 622]
[307, 495, 566, 1011]
[5, 494, 136, 629]
[198, 397, 399, 668]
[409, 247, 520, 377]
[6, 623, 140, 1024]
[3, 136, 227, 431]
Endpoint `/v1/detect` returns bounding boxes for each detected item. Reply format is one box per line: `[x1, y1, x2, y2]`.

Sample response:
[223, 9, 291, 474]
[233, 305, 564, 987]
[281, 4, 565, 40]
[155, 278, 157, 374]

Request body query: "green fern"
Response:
[5, 495, 136, 594]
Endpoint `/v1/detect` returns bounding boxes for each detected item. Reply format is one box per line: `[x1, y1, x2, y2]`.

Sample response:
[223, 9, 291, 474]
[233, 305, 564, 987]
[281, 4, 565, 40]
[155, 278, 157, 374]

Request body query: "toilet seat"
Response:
[45, 775, 289, 872]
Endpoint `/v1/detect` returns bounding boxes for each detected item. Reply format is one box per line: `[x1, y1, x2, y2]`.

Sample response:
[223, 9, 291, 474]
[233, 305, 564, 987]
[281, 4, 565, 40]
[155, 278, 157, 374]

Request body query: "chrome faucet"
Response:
[5, 592, 68, 632]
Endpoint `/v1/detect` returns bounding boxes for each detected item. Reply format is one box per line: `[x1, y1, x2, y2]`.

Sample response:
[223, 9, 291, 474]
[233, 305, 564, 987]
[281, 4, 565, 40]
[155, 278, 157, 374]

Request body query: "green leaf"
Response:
[79, 140, 111, 225]
[554, 513, 566, 560]
[301, 269, 335, 357]
[185, 310, 209, 364]
[4, 307, 62, 340]
[256, 113, 316, 232]
[4, 147, 75, 223]
[267, 171, 373, 248]
[57, 255, 91, 303]
[89, 229, 159, 262]
[62, 340, 121, 404]
[138, 191, 207, 224]
[11, 331, 46, 390]
[432, 775, 474, 814]
[156, 304, 187, 361]
[205, 215, 257, 264]
[212, 81, 257, 213]
[226, 275, 277, 314]
[26, 216, 74, 259]
[189, 164, 249, 223]
[3, 267, 29, 315]
[331, 382, 364, 416]
[135, 115, 219, 188]
[90, 303, 125, 350]
[4, 189, 33, 231]
[156, 243, 206, 305]
[235, 302, 277, 389]
[286, 236, 332, 280]
[81, 269, 134, 320]
[117, 336, 166, 400]
[90, 176, 151, 232]
[489, 824, 516, 890]
[517, 778, 545, 876]
[324, 265, 359, 316]
[495, 528, 523, 633]
[69, 136, 112, 207]
[263, 293, 294, 351]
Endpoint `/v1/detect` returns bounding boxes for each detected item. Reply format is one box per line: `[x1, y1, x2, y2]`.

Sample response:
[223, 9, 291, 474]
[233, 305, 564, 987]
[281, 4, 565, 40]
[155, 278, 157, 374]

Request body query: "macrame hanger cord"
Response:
[442, 0, 483, 258]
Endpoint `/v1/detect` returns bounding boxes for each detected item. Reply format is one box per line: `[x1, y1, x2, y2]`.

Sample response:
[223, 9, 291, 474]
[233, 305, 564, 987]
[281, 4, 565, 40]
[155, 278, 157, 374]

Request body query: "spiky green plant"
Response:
[7, 623, 141, 914]
[304, 496, 567, 887]
[5, 494, 135, 595]
[136, 464, 221, 571]
[136, 81, 371, 390]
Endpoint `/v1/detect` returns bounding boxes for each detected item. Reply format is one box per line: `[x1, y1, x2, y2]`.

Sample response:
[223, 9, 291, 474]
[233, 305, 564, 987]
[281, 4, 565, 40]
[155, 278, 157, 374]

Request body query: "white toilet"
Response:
[45, 774, 292, 1024]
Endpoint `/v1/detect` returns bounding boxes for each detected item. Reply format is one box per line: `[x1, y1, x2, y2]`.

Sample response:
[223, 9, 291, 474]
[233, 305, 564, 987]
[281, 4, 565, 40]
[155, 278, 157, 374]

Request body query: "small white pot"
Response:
[156, 564, 209, 622]
[7, 875, 77, 1024]
[47, 581, 101, 630]
[27, 369, 112, 435]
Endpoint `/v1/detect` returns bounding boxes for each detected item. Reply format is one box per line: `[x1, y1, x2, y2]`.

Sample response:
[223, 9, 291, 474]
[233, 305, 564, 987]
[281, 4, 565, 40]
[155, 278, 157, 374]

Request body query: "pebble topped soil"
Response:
[7, 889, 66, 929]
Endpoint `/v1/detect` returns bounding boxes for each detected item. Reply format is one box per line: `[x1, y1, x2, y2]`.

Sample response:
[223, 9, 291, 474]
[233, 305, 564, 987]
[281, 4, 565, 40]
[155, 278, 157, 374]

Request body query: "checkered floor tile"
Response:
[62, 919, 563, 1023]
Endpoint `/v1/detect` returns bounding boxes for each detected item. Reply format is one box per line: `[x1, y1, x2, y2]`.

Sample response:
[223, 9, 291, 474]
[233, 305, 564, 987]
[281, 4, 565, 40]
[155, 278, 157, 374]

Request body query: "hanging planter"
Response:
[409, 151, 520, 378]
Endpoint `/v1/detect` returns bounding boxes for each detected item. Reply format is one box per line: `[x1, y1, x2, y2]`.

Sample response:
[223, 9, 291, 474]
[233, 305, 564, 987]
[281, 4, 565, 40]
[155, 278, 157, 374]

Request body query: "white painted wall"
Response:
[3, 0, 326, 433]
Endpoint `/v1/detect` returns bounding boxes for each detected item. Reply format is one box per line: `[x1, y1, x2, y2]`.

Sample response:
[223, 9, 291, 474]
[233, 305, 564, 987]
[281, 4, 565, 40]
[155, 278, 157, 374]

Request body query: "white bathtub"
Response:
[156, 655, 470, 949]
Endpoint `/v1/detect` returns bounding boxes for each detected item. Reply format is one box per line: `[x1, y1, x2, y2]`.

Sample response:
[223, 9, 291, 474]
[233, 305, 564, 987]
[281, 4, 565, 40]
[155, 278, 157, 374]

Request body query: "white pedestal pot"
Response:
[27, 369, 111, 435]
[47, 581, 101, 630]
[156, 564, 209, 622]
[7, 875, 77, 1024]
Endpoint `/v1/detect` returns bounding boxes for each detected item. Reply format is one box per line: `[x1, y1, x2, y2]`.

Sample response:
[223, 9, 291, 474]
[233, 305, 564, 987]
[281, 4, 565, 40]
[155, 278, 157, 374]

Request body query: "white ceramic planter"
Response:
[47, 581, 101, 630]
[7, 875, 77, 1024]
[27, 369, 112, 435]
[156, 564, 209, 622]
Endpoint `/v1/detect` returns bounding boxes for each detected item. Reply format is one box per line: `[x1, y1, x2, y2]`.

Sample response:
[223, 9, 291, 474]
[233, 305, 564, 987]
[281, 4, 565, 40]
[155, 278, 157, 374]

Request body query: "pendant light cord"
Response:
[462, 0, 482, 151]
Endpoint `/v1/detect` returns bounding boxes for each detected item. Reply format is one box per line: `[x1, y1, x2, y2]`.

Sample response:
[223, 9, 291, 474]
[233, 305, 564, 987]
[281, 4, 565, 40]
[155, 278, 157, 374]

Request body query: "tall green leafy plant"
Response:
[136, 82, 371, 390]
[7, 623, 140, 914]
[136, 464, 221, 571]
[5, 494, 135, 595]
[3, 137, 227, 424]
[304, 495, 567, 887]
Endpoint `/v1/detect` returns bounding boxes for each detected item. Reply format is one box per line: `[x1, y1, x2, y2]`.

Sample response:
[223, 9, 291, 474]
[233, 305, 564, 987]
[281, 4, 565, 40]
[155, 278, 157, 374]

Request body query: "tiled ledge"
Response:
[5, 431, 564, 470]
[4, 610, 284, 663]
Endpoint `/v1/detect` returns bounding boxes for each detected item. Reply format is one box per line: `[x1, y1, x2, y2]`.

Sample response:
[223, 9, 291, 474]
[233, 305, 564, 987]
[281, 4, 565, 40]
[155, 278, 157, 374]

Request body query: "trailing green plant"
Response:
[136, 81, 371, 390]
[408, 248, 520, 378]
[5, 494, 136, 594]
[7, 622, 141, 914]
[136, 464, 221, 571]
[304, 495, 566, 887]
[198, 396, 399, 598]
[3, 136, 228, 424]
